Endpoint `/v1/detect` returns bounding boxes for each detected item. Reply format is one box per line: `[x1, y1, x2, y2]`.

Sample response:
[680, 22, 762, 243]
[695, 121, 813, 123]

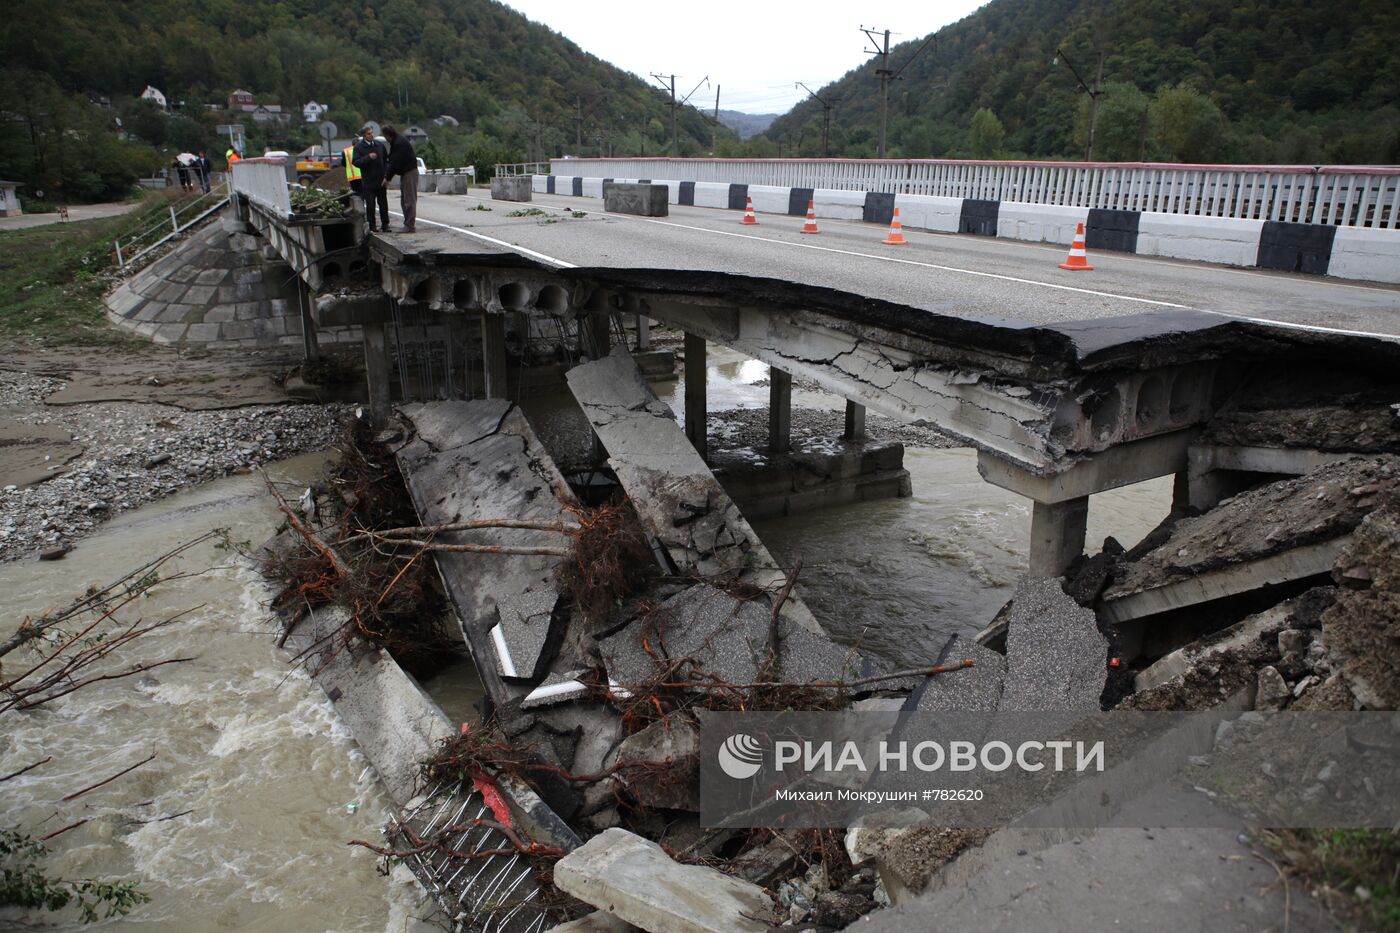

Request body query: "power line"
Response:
[861, 26, 936, 158]
[650, 73, 709, 156]
[796, 82, 840, 157]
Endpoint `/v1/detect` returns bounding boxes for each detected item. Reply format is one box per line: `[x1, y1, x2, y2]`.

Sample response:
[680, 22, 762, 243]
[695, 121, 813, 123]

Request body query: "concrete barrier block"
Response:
[895, 194, 962, 233]
[1136, 212, 1265, 268]
[581, 177, 604, 198]
[1329, 226, 1400, 284]
[748, 184, 790, 215]
[693, 182, 730, 209]
[435, 175, 455, 195]
[532, 174, 548, 194]
[996, 202, 1085, 245]
[552, 175, 577, 197]
[603, 183, 668, 217]
[418, 173, 434, 192]
[490, 175, 533, 202]
[812, 188, 867, 221]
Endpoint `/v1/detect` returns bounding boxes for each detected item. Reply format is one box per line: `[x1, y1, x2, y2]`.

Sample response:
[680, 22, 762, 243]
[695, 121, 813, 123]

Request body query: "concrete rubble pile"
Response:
[256, 342, 1399, 931]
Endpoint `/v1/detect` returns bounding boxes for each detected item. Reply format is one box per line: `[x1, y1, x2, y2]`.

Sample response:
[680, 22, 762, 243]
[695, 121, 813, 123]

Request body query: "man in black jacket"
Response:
[351, 125, 391, 232]
[382, 125, 418, 233]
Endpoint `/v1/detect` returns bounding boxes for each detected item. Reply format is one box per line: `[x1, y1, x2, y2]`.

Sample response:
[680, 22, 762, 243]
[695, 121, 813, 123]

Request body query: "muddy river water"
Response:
[1, 347, 1168, 927]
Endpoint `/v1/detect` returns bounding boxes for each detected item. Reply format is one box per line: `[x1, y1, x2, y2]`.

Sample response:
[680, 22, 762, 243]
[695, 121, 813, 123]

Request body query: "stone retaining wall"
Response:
[104, 209, 360, 348]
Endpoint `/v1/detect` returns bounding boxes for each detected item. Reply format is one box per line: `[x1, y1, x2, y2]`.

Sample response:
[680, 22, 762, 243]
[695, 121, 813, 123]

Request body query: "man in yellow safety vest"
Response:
[343, 143, 362, 194]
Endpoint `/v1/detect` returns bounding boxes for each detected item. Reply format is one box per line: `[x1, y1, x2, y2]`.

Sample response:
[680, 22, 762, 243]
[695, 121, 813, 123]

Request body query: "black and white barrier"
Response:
[531, 175, 1400, 284]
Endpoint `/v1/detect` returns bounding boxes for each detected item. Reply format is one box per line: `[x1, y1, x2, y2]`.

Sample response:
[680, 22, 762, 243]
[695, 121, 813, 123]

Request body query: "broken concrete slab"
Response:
[1135, 604, 1292, 692]
[1102, 456, 1400, 624]
[521, 670, 589, 709]
[913, 636, 1007, 713]
[611, 718, 701, 811]
[999, 578, 1107, 712]
[554, 828, 777, 933]
[395, 400, 578, 704]
[597, 584, 858, 690]
[565, 350, 821, 636]
[281, 606, 454, 803]
[492, 589, 562, 681]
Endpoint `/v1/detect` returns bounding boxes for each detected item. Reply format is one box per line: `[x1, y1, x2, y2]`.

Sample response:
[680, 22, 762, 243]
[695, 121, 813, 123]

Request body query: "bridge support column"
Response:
[297, 280, 320, 361]
[684, 332, 707, 459]
[768, 367, 792, 454]
[635, 314, 650, 351]
[584, 310, 612, 358]
[1029, 498, 1089, 578]
[482, 313, 509, 399]
[362, 322, 392, 421]
[843, 401, 867, 442]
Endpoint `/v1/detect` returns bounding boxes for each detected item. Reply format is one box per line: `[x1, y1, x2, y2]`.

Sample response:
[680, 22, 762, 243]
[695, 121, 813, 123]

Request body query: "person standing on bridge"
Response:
[352, 125, 391, 232]
[382, 125, 418, 233]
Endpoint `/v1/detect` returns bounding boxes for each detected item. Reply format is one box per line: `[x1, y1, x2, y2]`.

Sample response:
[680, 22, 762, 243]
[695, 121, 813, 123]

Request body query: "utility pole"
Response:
[861, 27, 936, 159]
[860, 27, 892, 158]
[712, 85, 721, 155]
[796, 82, 840, 157]
[651, 73, 678, 156]
[1054, 47, 1106, 161]
[651, 73, 709, 157]
[576, 96, 583, 151]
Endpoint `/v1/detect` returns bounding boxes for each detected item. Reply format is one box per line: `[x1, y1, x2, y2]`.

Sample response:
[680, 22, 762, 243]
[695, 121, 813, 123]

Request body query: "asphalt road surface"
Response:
[403, 190, 1400, 339]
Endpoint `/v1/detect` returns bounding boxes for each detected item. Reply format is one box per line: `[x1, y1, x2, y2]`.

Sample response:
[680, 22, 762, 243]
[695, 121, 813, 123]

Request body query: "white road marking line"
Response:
[1187, 308, 1400, 342]
[422, 196, 1400, 339]
[390, 210, 576, 268]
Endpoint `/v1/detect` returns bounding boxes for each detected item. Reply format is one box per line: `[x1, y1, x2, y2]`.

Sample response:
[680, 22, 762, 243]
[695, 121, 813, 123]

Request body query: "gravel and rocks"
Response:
[0, 368, 349, 562]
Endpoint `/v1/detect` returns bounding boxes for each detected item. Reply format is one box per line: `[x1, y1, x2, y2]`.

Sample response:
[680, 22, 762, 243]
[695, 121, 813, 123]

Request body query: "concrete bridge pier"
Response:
[844, 401, 867, 442]
[635, 314, 650, 350]
[978, 430, 1196, 578]
[296, 279, 320, 361]
[768, 368, 792, 454]
[363, 322, 392, 420]
[684, 332, 707, 460]
[482, 313, 509, 399]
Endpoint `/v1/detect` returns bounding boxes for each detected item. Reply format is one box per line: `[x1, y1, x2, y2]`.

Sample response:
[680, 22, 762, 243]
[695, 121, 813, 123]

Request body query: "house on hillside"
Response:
[432, 114, 459, 127]
[303, 101, 327, 123]
[140, 85, 167, 110]
[227, 89, 254, 110]
[243, 103, 290, 125]
[405, 125, 430, 145]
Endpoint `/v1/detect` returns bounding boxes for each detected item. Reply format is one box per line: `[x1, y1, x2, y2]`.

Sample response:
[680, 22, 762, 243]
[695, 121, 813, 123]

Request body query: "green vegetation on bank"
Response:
[1265, 829, 1400, 930]
[0, 196, 176, 347]
[758, 0, 1400, 163]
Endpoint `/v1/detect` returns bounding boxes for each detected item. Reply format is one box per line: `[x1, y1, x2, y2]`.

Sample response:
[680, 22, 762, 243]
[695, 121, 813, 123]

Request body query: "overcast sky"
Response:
[502, 1, 988, 115]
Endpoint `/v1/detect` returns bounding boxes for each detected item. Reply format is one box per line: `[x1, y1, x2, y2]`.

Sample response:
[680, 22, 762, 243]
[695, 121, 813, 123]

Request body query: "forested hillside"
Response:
[0, 0, 720, 201]
[757, 0, 1400, 164]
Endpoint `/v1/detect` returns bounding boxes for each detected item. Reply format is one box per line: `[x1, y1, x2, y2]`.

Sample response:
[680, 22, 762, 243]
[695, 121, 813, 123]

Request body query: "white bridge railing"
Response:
[548, 158, 1400, 229]
[230, 158, 292, 217]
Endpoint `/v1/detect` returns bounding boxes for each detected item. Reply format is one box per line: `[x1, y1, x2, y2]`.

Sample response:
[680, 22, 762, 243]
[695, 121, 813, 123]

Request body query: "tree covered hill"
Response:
[1, 0, 722, 200]
[757, 0, 1400, 164]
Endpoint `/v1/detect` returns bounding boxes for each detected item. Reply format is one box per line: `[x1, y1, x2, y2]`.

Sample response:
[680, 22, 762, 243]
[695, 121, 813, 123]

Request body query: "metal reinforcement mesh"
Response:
[388, 779, 550, 933]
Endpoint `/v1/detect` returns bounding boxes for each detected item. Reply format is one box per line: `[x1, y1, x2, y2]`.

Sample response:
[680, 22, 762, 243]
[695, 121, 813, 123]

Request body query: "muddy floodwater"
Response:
[650, 347, 1174, 666]
[2, 346, 1169, 928]
[0, 454, 429, 932]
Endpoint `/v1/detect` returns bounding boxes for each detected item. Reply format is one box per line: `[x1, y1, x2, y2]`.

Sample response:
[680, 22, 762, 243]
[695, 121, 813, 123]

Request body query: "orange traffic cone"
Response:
[741, 196, 758, 225]
[882, 207, 907, 245]
[1059, 222, 1094, 271]
[800, 199, 820, 234]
